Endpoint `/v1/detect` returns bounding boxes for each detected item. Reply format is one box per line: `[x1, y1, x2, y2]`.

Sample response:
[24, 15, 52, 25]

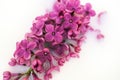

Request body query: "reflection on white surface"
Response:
[0, 0, 120, 80]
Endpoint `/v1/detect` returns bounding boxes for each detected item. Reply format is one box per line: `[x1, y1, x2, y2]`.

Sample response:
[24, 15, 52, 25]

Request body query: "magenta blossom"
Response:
[63, 13, 79, 31]
[8, 58, 16, 66]
[84, 3, 96, 16]
[31, 20, 44, 36]
[35, 48, 52, 63]
[17, 57, 31, 66]
[52, 43, 68, 57]
[14, 40, 36, 60]
[58, 58, 65, 66]
[66, 0, 80, 12]
[49, 11, 64, 24]
[3, 71, 11, 80]
[53, 1, 65, 12]
[25, 33, 45, 50]
[32, 59, 42, 72]
[45, 24, 63, 43]
[68, 30, 79, 39]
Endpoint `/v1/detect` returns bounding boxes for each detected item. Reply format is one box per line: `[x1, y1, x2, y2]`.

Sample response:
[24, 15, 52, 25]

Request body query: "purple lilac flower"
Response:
[45, 24, 63, 43]
[31, 20, 44, 36]
[53, 1, 65, 12]
[49, 11, 64, 24]
[33, 37, 45, 50]
[35, 14, 48, 21]
[3, 71, 11, 80]
[84, 3, 96, 16]
[52, 43, 68, 57]
[51, 0, 66, 24]
[49, 11, 58, 20]
[58, 58, 65, 66]
[17, 57, 26, 65]
[14, 40, 36, 60]
[35, 48, 52, 63]
[66, 0, 80, 12]
[8, 58, 16, 66]
[52, 0, 66, 25]
[63, 13, 79, 31]
[32, 59, 42, 72]
[25, 33, 45, 50]
[68, 30, 79, 39]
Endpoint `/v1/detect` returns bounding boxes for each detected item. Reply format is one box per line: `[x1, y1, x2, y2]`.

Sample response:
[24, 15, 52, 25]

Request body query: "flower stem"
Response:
[25, 68, 33, 75]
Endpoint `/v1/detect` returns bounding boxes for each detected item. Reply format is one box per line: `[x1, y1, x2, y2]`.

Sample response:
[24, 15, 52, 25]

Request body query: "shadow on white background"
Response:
[0, 0, 120, 80]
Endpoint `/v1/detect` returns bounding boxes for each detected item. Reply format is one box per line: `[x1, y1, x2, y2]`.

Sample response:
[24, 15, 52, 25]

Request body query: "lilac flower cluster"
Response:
[3, 0, 97, 80]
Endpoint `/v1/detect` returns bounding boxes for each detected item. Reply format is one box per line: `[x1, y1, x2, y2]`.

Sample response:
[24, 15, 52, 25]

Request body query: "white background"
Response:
[0, 0, 120, 80]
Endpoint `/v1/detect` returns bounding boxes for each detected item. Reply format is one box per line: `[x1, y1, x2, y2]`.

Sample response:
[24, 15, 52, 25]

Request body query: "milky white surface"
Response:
[0, 0, 120, 80]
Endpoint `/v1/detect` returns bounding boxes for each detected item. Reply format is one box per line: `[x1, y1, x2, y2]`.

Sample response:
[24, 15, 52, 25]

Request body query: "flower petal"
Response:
[14, 49, 24, 58]
[54, 32, 63, 43]
[72, 16, 79, 22]
[45, 24, 54, 32]
[36, 21, 44, 29]
[64, 13, 71, 21]
[45, 33, 54, 42]
[85, 3, 92, 10]
[20, 40, 28, 48]
[53, 2, 65, 12]
[66, 0, 80, 11]
[90, 10, 96, 16]
[23, 51, 31, 60]
[49, 11, 58, 19]
[72, 23, 78, 30]
[27, 41, 36, 50]
[31, 21, 44, 36]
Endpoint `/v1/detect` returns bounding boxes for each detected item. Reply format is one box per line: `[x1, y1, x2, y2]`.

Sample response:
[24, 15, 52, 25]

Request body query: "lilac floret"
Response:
[45, 24, 63, 43]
